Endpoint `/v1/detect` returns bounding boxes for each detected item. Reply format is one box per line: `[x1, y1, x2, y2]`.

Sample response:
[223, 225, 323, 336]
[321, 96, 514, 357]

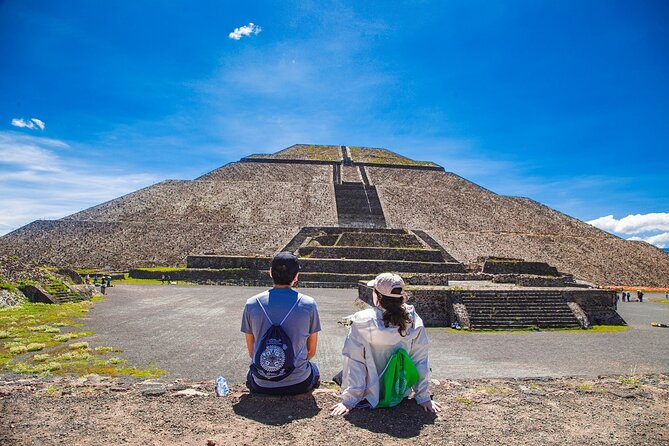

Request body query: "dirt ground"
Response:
[1, 374, 667, 445]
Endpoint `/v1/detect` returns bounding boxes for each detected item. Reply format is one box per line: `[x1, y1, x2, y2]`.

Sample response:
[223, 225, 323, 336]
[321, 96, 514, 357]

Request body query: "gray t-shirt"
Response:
[241, 288, 321, 388]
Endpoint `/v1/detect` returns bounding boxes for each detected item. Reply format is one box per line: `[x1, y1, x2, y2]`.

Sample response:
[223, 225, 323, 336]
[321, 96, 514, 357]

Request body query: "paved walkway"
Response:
[85, 285, 669, 382]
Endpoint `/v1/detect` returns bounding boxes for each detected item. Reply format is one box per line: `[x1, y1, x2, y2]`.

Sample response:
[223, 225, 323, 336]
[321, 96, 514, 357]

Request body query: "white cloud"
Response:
[587, 213, 669, 235]
[587, 213, 669, 249]
[0, 132, 156, 236]
[11, 118, 46, 131]
[228, 22, 262, 40]
[628, 232, 669, 248]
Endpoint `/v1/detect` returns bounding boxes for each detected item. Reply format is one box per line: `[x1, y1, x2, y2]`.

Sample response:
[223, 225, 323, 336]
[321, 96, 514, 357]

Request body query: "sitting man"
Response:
[241, 251, 321, 394]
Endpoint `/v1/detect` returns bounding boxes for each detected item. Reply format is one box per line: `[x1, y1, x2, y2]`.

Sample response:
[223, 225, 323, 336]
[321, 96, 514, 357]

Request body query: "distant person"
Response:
[637, 290, 644, 303]
[106, 275, 112, 287]
[241, 252, 321, 395]
[85, 274, 90, 285]
[93, 274, 98, 285]
[331, 273, 442, 416]
[100, 280, 106, 295]
[627, 292, 631, 302]
[161, 274, 165, 284]
[665, 291, 668, 300]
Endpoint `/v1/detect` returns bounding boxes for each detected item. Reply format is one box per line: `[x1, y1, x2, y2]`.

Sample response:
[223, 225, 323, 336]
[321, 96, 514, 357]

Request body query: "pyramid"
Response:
[1, 144, 667, 287]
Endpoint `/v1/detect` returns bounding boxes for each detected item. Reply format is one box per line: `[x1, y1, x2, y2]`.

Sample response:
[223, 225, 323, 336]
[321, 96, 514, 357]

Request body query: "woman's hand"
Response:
[419, 400, 443, 413]
[330, 403, 350, 416]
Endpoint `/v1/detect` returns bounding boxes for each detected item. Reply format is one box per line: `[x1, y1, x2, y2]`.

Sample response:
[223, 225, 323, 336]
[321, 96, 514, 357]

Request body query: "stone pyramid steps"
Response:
[459, 291, 581, 329]
[334, 183, 386, 228]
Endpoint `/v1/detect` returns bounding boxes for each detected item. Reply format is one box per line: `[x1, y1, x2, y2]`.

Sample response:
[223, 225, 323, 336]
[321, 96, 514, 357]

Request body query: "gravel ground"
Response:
[83, 285, 669, 382]
[1, 374, 667, 445]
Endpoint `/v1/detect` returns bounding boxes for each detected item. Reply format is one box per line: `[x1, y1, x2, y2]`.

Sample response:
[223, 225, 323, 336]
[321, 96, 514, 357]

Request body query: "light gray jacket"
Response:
[339, 305, 431, 408]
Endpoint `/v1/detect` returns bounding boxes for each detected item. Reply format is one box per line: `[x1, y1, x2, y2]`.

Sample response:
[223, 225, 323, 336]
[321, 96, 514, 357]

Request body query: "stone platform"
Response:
[358, 280, 624, 329]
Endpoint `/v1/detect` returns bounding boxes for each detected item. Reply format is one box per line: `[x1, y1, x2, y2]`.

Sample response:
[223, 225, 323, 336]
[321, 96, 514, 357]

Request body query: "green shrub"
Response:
[26, 343, 45, 352]
[9, 345, 28, 354]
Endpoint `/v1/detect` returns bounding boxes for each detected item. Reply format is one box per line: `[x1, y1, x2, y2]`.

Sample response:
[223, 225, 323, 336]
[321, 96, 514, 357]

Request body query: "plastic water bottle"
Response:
[215, 375, 229, 396]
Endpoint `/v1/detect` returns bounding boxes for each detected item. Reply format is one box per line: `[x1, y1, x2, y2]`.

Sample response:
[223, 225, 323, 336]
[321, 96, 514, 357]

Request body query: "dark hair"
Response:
[377, 291, 412, 337]
[271, 265, 297, 285]
[271, 252, 300, 285]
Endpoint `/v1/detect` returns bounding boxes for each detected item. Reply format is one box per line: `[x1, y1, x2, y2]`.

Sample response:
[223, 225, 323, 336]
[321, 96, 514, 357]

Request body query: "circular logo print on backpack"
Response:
[260, 345, 286, 372]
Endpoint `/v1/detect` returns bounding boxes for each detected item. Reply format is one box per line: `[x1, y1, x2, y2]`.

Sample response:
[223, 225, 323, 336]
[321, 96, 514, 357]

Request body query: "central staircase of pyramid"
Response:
[334, 183, 386, 228]
[280, 227, 465, 288]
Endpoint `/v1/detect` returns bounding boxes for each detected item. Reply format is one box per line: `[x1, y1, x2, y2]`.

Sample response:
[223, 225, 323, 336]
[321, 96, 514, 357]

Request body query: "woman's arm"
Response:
[410, 325, 432, 405]
[245, 333, 254, 358]
[336, 325, 367, 411]
[306, 332, 318, 360]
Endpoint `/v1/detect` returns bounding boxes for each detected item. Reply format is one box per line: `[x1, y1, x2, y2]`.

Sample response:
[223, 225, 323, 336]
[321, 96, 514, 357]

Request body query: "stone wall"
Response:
[336, 232, 421, 248]
[129, 268, 271, 286]
[358, 283, 452, 326]
[483, 260, 559, 276]
[563, 290, 624, 325]
[188, 255, 464, 274]
[298, 246, 445, 262]
[186, 256, 271, 270]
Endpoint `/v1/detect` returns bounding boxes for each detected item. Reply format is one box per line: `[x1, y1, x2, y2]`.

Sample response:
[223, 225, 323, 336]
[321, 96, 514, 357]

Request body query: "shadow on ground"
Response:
[344, 399, 438, 438]
[233, 392, 321, 425]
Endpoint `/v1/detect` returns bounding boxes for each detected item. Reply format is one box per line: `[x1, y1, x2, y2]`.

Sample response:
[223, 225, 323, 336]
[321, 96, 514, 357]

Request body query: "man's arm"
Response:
[245, 333, 254, 358]
[306, 332, 318, 360]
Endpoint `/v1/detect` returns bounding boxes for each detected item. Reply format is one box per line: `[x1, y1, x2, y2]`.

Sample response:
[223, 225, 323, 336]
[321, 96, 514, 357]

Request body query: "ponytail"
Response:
[378, 293, 412, 337]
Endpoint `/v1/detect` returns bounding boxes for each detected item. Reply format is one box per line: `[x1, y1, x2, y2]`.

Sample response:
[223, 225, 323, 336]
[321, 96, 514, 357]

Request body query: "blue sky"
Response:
[1, 1, 668, 247]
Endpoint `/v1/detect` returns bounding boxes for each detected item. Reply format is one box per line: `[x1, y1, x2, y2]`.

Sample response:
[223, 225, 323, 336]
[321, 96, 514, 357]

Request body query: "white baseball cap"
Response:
[367, 273, 406, 298]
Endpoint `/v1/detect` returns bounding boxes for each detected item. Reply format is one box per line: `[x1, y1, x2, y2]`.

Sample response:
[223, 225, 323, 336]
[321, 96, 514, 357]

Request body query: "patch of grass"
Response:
[454, 395, 474, 406]
[135, 266, 187, 272]
[0, 299, 164, 379]
[26, 342, 45, 352]
[474, 386, 511, 395]
[9, 360, 62, 375]
[94, 346, 117, 354]
[0, 281, 17, 291]
[9, 345, 28, 354]
[619, 376, 641, 387]
[27, 325, 61, 333]
[576, 383, 593, 391]
[116, 275, 193, 285]
[43, 384, 61, 396]
[57, 350, 94, 361]
[54, 332, 91, 342]
[648, 298, 669, 305]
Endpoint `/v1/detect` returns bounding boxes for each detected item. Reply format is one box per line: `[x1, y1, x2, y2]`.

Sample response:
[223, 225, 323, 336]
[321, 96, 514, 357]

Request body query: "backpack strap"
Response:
[280, 294, 302, 325]
[256, 294, 302, 326]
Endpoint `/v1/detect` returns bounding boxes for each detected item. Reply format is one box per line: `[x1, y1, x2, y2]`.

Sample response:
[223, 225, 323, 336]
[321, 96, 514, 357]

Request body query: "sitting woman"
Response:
[331, 273, 442, 416]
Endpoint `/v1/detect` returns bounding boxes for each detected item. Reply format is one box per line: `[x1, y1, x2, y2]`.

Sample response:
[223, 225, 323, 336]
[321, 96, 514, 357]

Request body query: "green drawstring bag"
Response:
[376, 348, 420, 408]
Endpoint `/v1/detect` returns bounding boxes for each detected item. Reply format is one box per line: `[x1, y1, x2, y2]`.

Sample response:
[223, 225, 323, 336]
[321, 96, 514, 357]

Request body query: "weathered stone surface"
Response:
[0, 289, 25, 307]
